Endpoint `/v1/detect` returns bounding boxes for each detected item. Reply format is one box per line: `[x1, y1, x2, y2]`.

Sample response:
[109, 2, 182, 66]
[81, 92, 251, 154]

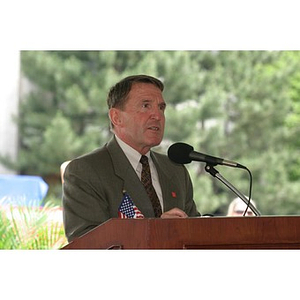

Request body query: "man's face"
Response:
[110, 82, 166, 154]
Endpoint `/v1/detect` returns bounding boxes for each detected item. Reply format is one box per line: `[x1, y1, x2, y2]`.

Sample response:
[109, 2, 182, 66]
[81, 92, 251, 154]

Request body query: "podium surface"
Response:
[62, 216, 300, 249]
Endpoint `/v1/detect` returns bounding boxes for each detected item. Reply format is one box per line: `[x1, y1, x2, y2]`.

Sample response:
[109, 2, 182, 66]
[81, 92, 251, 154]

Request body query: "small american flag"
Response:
[118, 192, 144, 219]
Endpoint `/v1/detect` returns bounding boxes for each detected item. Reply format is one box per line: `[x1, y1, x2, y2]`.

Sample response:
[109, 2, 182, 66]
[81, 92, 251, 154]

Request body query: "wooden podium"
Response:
[61, 216, 300, 249]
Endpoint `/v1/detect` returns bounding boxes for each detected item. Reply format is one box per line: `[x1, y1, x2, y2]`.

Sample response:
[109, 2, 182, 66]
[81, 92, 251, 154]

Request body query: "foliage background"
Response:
[2, 50, 300, 217]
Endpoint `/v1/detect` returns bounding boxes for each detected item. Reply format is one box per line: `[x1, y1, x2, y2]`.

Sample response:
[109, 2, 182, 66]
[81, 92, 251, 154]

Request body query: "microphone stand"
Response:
[204, 164, 261, 216]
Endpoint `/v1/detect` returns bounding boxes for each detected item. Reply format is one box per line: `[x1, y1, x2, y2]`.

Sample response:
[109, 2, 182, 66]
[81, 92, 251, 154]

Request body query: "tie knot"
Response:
[140, 155, 149, 165]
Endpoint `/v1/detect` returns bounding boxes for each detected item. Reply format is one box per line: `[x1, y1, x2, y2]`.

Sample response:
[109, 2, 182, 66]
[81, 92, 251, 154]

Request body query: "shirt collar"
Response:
[115, 135, 150, 171]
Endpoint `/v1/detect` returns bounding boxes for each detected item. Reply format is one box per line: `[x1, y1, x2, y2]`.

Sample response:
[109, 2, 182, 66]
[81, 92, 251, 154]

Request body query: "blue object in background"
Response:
[0, 174, 49, 206]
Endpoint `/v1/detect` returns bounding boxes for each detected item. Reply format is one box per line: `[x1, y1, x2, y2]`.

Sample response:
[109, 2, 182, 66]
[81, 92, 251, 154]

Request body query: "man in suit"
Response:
[62, 75, 201, 242]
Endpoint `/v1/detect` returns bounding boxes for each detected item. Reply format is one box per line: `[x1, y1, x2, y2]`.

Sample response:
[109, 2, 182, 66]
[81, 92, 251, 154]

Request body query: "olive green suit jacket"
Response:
[62, 136, 200, 242]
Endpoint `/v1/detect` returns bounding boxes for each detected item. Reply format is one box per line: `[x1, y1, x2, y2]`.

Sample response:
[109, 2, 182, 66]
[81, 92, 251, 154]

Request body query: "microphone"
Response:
[168, 142, 246, 169]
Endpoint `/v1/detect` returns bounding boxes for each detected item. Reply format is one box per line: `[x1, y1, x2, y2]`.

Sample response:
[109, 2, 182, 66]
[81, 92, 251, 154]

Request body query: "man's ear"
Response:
[109, 108, 122, 127]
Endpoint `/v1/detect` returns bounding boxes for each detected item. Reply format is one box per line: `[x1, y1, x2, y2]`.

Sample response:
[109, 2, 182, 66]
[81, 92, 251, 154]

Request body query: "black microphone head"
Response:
[168, 142, 194, 164]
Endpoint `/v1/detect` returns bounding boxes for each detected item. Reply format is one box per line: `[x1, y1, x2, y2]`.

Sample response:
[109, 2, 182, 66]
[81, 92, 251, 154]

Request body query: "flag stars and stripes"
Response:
[118, 192, 144, 219]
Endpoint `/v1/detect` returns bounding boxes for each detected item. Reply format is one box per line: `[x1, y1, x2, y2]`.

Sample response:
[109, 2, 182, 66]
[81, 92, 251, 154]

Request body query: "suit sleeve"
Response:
[62, 159, 110, 242]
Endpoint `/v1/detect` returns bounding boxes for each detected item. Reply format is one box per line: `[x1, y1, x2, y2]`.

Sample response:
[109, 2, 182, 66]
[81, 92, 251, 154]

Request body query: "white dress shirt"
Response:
[115, 135, 164, 211]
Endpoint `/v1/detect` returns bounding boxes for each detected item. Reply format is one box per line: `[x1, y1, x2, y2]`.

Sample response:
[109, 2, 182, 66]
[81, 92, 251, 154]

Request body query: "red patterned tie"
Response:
[140, 155, 162, 217]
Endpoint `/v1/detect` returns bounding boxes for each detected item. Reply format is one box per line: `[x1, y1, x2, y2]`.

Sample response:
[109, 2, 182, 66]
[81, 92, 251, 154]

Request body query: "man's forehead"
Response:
[128, 83, 165, 101]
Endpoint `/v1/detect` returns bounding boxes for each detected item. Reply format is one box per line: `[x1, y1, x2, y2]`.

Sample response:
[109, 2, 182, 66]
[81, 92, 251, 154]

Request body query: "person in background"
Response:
[62, 74, 201, 242]
[227, 197, 257, 216]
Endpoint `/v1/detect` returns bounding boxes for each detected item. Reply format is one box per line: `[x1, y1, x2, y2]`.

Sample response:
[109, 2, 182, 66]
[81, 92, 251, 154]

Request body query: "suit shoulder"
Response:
[77, 145, 108, 161]
[67, 144, 110, 172]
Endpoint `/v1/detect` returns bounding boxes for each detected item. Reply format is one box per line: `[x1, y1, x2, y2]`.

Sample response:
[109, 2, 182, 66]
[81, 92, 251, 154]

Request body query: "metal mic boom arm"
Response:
[204, 164, 261, 216]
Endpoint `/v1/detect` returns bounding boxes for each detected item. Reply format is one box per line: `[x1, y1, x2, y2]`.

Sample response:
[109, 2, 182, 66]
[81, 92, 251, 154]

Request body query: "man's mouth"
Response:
[148, 126, 159, 131]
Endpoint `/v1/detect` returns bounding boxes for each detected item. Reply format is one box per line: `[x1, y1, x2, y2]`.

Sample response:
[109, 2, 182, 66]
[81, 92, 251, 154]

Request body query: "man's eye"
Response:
[160, 104, 166, 111]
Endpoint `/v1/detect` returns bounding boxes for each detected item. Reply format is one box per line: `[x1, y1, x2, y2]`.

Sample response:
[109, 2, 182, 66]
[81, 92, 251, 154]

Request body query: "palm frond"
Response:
[0, 199, 67, 249]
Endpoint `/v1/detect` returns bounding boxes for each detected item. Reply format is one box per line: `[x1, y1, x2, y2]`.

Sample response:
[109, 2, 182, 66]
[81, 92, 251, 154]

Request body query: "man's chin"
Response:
[144, 131, 164, 147]
[148, 138, 163, 148]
